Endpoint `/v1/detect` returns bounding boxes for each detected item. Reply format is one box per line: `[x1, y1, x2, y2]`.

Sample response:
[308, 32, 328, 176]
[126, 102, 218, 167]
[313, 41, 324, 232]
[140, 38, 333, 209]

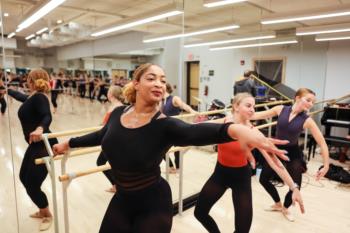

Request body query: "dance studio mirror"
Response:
[1, 1, 349, 233]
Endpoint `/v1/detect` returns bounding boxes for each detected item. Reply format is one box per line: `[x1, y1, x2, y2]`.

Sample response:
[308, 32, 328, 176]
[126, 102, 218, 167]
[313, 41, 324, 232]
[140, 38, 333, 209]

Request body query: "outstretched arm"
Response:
[304, 118, 329, 180]
[251, 105, 282, 120]
[7, 88, 28, 102]
[173, 96, 197, 114]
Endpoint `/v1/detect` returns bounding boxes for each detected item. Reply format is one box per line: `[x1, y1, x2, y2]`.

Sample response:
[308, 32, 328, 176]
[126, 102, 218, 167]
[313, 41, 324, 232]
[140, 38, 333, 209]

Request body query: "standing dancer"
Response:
[53, 63, 289, 233]
[161, 82, 197, 173]
[253, 88, 329, 221]
[7, 69, 58, 231]
[194, 93, 304, 233]
[96, 86, 124, 193]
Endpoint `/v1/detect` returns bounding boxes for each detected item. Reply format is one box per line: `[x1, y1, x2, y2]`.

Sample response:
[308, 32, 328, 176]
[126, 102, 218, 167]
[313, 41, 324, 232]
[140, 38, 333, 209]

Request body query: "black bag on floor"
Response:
[320, 164, 350, 184]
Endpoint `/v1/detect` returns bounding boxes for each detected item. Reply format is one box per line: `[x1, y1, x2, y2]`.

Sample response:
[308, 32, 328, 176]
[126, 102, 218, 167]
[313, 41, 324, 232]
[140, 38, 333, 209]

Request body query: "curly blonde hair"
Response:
[123, 63, 154, 104]
[28, 69, 51, 93]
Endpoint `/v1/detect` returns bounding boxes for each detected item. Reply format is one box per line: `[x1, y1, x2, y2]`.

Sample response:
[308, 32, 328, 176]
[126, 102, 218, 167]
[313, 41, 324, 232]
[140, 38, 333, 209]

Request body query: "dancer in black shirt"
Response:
[53, 63, 288, 233]
[0, 79, 6, 114]
[8, 69, 57, 231]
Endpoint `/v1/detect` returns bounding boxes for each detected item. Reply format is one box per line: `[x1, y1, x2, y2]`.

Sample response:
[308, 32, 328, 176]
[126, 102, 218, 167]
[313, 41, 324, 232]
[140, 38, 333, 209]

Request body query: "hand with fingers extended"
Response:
[316, 165, 329, 181]
[52, 141, 70, 155]
[292, 188, 305, 214]
[228, 124, 289, 158]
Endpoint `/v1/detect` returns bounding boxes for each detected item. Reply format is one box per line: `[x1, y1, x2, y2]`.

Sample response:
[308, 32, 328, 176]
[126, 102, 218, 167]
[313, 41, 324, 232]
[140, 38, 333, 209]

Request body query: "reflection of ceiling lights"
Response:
[184, 32, 276, 48]
[25, 34, 35, 40]
[17, 0, 66, 32]
[4, 13, 9, 17]
[57, 19, 63, 24]
[296, 22, 350, 36]
[315, 32, 350, 41]
[7, 32, 16, 38]
[143, 24, 239, 43]
[210, 38, 298, 50]
[36, 27, 48, 35]
[204, 0, 247, 8]
[261, 6, 350, 25]
[91, 3, 183, 37]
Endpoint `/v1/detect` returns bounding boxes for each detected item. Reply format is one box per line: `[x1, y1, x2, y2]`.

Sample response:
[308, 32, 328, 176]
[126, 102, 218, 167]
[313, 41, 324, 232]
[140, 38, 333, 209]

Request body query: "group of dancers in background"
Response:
[2, 65, 330, 232]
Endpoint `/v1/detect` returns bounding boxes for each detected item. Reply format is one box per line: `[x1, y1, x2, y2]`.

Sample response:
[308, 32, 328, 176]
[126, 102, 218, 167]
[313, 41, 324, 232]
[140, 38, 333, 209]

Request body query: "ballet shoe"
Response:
[282, 209, 295, 222]
[29, 212, 44, 219]
[264, 205, 282, 212]
[39, 217, 52, 231]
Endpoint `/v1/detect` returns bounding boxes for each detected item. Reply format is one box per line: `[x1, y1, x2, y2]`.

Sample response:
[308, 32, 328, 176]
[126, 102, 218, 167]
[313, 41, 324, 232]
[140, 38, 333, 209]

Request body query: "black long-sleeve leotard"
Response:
[8, 89, 52, 143]
[69, 106, 233, 191]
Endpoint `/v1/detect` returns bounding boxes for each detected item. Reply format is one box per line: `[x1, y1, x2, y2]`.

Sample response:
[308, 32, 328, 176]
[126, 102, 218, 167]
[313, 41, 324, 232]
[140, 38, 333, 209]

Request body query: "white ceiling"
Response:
[2, 0, 350, 48]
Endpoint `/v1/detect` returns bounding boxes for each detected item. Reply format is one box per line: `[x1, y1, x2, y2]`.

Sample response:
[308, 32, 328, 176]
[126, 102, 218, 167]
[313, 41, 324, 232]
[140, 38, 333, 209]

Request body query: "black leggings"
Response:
[259, 145, 304, 208]
[99, 178, 173, 233]
[194, 163, 252, 233]
[20, 139, 57, 209]
[96, 151, 115, 185]
[0, 97, 6, 113]
[51, 90, 59, 108]
[163, 151, 180, 169]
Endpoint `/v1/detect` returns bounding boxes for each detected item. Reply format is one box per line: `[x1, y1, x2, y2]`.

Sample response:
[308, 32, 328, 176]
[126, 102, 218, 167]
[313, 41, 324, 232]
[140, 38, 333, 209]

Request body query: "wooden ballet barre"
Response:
[35, 146, 102, 165]
[46, 126, 102, 139]
[59, 164, 111, 182]
[175, 100, 294, 119]
[254, 108, 325, 130]
[36, 145, 189, 165]
[58, 146, 190, 182]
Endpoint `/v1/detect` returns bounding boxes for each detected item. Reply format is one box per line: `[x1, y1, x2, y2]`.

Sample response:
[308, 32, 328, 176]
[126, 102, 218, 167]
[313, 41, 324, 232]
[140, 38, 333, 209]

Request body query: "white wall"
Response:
[183, 37, 329, 108]
[324, 40, 350, 100]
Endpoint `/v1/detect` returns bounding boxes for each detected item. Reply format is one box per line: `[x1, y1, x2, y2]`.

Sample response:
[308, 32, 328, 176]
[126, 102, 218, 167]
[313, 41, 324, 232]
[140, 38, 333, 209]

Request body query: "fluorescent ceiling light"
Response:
[316, 36, 350, 41]
[210, 38, 298, 51]
[36, 27, 48, 34]
[17, 0, 66, 31]
[184, 32, 276, 48]
[143, 24, 239, 43]
[204, 0, 247, 8]
[7, 32, 16, 38]
[91, 4, 183, 37]
[296, 22, 350, 36]
[25, 34, 35, 40]
[315, 32, 350, 41]
[4, 13, 9, 17]
[57, 19, 63, 24]
[261, 7, 350, 25]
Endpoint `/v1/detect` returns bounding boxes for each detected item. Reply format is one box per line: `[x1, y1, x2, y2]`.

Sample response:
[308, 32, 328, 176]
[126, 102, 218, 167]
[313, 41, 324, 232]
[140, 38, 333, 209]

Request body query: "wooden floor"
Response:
[0, 94, 349, 233]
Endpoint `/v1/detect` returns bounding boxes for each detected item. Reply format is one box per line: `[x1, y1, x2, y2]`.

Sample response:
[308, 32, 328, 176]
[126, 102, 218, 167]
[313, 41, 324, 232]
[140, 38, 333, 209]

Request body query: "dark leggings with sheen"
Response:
[194, 163, 252, 233]
[259, 145, 304, 208]
[20, 139, 57, 208]
[99, 178, 173, 233]
[0, 97, 6, 113]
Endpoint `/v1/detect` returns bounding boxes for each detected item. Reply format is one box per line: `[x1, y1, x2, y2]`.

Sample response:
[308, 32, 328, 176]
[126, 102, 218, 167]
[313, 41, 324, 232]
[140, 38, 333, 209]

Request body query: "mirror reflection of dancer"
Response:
[97, 86, 124, 193]
[7, 69, 58, 231]
[194, 93, 305, 233]
[0, 79, 6, 115]
[161, 83, 197, 173]
[53, 63, 289, 233]
[253, 88, 329, 221]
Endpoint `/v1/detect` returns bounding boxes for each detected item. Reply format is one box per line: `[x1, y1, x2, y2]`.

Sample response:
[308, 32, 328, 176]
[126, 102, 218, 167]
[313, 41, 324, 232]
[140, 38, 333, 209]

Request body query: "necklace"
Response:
[124, 107, 157, 128]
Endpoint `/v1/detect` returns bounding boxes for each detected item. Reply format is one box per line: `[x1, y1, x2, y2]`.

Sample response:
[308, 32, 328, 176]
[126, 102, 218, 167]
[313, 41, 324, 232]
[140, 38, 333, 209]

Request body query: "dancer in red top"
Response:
[194, 93, 305, 233]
